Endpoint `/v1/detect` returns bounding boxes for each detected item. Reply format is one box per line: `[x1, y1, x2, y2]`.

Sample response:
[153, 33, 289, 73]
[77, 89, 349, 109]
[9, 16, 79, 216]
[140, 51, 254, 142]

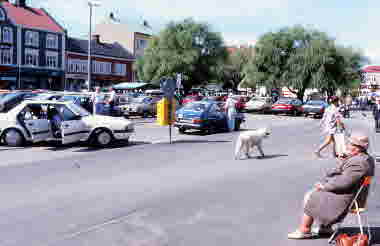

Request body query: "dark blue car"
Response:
[174, 101, 244, 134]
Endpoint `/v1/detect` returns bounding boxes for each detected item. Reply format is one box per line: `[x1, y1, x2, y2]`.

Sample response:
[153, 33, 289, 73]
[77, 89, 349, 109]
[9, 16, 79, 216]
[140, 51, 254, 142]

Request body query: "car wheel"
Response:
[94, 129, 113, 147]
[178, 128, 186, 134]
[3, 129, 25, 147]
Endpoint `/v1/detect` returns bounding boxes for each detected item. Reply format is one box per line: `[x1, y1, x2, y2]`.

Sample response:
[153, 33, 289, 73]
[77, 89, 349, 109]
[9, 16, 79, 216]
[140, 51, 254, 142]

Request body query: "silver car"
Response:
[245, 97, 273, 113]
[119, 96, 161, 118]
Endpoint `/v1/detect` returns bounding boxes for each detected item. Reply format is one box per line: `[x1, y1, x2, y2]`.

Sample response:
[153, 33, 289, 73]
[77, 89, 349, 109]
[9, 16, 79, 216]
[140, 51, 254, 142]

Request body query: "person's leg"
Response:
[298, 214, 314, 233]
[315, 134, 333, 156]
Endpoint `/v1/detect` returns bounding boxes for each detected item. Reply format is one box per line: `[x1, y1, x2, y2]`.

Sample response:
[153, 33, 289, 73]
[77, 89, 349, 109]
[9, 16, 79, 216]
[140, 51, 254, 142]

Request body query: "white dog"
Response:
[234, 127, 271, 160]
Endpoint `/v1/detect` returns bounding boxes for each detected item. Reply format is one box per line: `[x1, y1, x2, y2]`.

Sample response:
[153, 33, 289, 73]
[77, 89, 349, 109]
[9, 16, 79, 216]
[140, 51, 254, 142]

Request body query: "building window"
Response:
[25, 31, 39, 47]
[46, 34, 58, 49]
[25, 48, 39, 66]
[46, 51, 58, 68]
[68, 59, 88, 73]
[114, 63, 126, 76]
[92, 61, 112, 74]
[2, 27, 13, 43]
[0, 48, 12, 65]
[136, 39, 148, 49]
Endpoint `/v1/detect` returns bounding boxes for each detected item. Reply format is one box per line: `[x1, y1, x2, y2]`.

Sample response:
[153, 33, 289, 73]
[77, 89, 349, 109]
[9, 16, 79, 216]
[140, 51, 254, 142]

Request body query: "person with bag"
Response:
[288, 133, 375, 239]
[314, 96, 344, 158]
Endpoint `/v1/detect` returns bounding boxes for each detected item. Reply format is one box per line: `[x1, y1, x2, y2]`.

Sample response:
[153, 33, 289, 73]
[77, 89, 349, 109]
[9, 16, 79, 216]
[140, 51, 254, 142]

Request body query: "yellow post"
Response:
[157, 98, 169, 126]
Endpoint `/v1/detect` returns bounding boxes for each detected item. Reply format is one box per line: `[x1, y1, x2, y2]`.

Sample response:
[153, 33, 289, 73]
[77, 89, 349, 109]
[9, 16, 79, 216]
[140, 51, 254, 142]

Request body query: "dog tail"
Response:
[234, 136, 242, 159]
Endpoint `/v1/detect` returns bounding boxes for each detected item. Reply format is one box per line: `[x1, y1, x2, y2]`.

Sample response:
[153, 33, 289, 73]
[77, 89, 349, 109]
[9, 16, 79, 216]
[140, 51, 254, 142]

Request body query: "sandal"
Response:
[287, 230, 315, 239]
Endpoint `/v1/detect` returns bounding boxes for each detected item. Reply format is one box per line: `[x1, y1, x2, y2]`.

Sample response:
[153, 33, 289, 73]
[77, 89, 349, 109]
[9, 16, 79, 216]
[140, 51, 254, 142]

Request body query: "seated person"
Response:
[47, 107, 62, 138]
[288, 133, 375, 239]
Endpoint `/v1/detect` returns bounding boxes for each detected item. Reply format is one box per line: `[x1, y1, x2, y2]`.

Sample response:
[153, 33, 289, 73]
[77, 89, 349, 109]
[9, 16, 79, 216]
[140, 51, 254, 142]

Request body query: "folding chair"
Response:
[328, 176, 373, 244]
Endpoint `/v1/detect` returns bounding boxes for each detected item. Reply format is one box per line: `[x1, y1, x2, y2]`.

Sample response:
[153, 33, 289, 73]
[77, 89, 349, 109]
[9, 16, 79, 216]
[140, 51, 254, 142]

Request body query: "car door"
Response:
[59, 105, 89, 144]
[18, 105, 51, 142]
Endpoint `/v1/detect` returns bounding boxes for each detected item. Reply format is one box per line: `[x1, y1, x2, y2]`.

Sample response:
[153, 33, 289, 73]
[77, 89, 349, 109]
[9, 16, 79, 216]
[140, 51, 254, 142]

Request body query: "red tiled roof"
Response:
[2, 2, 64, 33]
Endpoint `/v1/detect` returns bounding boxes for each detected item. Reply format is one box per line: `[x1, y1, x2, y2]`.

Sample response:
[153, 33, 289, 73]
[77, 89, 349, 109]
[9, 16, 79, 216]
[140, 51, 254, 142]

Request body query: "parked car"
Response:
[0, 91, 37, 112]
[245, 97, 273, 113]
[301, 100, 328, 118]
[231, 95, 250, 112]
[28, 92, 64, 101]
[0, 100, 134, 147]
[120, 96, 162, 118]
[174, 101, 245, 134]
[182, 95, 203, 105]
[271, 98, 303, 116]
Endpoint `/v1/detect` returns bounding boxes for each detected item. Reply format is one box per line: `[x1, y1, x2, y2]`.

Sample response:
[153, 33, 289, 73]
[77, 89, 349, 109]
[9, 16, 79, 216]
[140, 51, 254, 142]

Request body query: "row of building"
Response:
[0, 0, 152, 91]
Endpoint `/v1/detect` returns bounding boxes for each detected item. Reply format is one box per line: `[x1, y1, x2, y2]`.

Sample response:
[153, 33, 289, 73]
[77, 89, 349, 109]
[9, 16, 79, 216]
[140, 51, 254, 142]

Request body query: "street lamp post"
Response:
[87, 0, 101, 92]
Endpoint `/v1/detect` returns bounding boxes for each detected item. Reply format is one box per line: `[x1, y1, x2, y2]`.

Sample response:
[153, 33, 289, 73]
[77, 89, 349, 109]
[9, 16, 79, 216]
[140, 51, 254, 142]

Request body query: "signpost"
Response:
[157, 77, 177, 144]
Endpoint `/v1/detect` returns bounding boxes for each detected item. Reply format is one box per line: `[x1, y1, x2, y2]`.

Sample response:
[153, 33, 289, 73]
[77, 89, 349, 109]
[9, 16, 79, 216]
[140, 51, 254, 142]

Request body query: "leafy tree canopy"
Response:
[135, 18, 228, 92]
[242, 25, 368, 100]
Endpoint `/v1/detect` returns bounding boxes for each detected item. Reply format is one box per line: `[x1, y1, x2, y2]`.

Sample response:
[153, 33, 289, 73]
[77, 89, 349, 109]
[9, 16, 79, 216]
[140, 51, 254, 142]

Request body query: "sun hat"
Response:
[348, 133, 369, 150]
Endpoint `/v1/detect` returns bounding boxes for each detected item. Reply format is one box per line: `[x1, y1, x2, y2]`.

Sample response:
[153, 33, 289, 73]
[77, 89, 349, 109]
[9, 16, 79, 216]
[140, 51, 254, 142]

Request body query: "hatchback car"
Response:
[175, 101, 245, 134]
[271, 98, 303, 116]
[0, 100, 134, 147]
[301, 100, 328, 118]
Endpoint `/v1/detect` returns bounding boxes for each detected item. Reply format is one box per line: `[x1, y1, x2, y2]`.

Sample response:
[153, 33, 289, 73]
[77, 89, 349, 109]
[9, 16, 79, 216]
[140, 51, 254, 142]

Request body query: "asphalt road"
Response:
[0, 112, 379, 246]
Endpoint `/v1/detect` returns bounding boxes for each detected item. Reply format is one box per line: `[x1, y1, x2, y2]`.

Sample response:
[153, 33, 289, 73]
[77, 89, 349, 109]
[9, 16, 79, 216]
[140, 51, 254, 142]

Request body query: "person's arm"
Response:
[321, 160, 366, 192]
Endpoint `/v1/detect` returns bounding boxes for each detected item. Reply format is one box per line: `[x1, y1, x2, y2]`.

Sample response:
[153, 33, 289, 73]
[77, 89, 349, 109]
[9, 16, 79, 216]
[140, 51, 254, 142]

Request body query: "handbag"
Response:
[335, 233, 368, 246]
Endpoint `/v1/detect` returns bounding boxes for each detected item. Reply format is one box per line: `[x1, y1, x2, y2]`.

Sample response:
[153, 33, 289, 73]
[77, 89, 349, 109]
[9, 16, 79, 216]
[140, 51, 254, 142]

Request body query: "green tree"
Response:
[217, 46, 254, 92]
[135, 18, 228, 92]
[242, 25, 368, 100]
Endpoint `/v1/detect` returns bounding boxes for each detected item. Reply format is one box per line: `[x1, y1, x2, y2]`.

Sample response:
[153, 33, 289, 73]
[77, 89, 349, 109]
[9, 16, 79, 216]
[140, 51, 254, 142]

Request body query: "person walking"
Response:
[225, 93, 237, 132]
[314, 96, 345, 158]
[92, 87, 101, 115]
[372, 97, 380, 132]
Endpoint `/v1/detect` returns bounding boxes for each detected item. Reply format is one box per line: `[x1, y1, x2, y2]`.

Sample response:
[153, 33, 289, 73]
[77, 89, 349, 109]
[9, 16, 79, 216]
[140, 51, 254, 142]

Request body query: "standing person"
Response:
[92, 87, 101, 115]
[372, 97, 380, 132]
[225, 93, 237, 132]
[107, 87, 116, 116]
[314, 96, 344, 158]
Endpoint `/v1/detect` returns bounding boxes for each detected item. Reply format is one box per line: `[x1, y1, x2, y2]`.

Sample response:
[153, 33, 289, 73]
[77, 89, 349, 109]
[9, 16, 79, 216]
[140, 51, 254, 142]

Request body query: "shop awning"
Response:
[113, 82, 148, 90]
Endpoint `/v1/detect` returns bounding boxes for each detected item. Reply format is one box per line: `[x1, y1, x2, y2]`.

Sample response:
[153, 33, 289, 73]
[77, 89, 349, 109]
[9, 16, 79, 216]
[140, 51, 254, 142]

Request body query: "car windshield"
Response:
[306, 100, 325, 105]
[183, 102, 208, 111]
[68, 103, 90, 117]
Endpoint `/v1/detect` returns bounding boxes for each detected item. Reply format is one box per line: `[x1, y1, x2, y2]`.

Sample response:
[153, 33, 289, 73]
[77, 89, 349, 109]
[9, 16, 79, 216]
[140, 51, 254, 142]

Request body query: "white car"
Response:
[245, 97, 273, 113]
[0, 100, 134, 147]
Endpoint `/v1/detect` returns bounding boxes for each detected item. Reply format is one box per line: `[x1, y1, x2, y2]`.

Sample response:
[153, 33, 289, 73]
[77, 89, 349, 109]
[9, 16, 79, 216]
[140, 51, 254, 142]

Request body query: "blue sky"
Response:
[32, 0, 380, 63]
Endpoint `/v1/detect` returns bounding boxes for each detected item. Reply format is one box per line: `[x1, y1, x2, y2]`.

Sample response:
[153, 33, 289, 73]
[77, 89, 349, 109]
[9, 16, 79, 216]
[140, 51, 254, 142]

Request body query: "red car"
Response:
[232, 95, 250, 112]
[182, 95, 203, 105]
[271, 98, 303, 116]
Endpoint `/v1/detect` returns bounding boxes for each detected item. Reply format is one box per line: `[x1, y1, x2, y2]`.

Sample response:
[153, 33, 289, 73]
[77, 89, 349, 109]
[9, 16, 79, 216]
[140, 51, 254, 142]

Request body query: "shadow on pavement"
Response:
[171, 139, 231, 144]
[73, 140, 151, 153]
[254, 154, 288, 159]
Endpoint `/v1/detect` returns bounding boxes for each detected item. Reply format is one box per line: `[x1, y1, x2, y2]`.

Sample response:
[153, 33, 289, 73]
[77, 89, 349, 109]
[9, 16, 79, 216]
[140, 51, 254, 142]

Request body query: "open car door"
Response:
[57, 105, 90, 145]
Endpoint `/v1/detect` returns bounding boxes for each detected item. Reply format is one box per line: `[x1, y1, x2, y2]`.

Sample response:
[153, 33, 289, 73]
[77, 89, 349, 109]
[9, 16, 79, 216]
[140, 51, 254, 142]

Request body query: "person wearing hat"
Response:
[315, 96, 345, 158]
[288, 133, 375, 239]
[372, 97, 380, 132]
